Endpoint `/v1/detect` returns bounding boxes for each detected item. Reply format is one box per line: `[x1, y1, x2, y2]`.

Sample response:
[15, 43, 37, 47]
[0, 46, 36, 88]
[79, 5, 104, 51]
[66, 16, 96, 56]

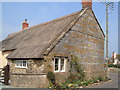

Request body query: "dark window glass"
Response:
[61, 58, 64, 70]
[55, 58, 59, 71]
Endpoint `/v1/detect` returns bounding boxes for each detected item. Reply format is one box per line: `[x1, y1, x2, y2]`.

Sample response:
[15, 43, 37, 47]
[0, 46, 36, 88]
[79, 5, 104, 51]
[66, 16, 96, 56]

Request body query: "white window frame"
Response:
[54, 57, 66, 72]
[15, 60, 28, 68]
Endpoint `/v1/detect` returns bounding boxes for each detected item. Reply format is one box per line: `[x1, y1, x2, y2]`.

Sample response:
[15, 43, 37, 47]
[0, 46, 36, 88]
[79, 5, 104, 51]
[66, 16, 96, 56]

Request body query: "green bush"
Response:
[69, 55, 85, 81]
[82, 81, 89, 86]
[108, 64, 120, 68]
[47, 71, 55, 84]
[97, 76, 103, 81]
[60, 55, 85, 88]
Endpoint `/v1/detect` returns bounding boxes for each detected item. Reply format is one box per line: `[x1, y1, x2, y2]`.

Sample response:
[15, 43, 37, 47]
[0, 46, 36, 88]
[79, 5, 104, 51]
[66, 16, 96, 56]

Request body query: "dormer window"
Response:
[54, 57, 66, 72]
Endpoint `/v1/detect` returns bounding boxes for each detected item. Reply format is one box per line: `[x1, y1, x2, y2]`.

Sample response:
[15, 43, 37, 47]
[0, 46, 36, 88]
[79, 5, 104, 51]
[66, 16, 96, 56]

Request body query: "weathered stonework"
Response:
[50, 9, 106, 80]
[10, 74, 48, 88]
[8, 59, 49, 88]
[9, 59, 44, 74]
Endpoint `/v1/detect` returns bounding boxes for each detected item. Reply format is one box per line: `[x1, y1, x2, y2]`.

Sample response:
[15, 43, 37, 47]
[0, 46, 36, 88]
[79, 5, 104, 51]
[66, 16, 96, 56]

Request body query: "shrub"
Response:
[97, 76, 103, 81]
[47, 71, 55, 85]
[108, 64, 120, 68]
[67, 73, 78, 83]
[60, 55, 85, 88]
[69, 55, 85, 82]
[92, 76, 108, 83]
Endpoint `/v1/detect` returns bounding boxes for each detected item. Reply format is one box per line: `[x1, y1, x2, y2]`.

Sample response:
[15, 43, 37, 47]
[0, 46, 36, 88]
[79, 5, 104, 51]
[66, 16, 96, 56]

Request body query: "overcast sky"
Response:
[0, 2, 118, 57]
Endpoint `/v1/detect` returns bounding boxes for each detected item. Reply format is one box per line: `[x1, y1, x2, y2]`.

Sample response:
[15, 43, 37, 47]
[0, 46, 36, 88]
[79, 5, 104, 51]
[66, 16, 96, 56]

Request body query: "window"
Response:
[54, 57, 66, 72]
[60, 58, 65, 71]
[15, 60, 27, 68]
[55, 58, 59, 72]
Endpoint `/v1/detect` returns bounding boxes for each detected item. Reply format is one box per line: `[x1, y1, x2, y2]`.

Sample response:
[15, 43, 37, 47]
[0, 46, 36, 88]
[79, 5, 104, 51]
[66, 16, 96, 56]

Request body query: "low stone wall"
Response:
[10, 73, 49, 88]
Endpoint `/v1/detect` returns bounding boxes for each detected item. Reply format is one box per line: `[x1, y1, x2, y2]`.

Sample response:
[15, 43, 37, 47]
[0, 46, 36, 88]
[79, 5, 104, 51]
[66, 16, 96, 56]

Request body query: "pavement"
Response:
[0, 83, 11, 90]
[87, 72, 119, 88]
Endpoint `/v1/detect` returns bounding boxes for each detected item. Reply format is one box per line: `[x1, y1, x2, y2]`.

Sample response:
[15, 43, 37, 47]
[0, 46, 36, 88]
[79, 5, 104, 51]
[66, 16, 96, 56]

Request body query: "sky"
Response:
[118, 2, 120, 53]
[0, 1, 118, 57]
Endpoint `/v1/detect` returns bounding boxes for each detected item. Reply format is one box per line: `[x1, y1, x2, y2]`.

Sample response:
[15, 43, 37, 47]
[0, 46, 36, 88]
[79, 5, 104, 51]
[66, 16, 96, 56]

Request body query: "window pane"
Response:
[16, 61, 22, 66]
[55, 58, 59, 65]
[55, 65, 58, 71]
[20, 63, 22, 66]
[55, 58, 59, 71]
[16, 62, 20, 66]
[23, 61, 27, 67]
[23, 61, 26, 63]
[60, 58, 64, 70]
[61, 65, 64, 70]
[61, 58, 64, 65]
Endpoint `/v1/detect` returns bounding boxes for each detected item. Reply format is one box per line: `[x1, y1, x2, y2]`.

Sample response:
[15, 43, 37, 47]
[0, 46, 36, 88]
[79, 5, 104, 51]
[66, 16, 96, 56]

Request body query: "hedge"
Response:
[108, 64, 120, 68]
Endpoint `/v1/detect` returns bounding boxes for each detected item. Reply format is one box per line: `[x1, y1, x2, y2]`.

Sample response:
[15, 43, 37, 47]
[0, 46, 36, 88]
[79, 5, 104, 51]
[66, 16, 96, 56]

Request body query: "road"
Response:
[88, 72, 119, 88]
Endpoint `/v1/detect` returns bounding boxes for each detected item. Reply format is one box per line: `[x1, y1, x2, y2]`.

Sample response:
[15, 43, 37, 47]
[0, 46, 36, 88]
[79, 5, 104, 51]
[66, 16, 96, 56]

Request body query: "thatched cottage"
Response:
[1, 0, 106, 88]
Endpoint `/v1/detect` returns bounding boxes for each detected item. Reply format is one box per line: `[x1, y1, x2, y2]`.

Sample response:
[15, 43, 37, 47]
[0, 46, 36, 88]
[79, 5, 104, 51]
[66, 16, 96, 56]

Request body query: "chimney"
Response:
[22, 19, 29, 30]
[112, 52, 114, 59]
[82, 0, 92, 9]
[113, 52, 117, 59]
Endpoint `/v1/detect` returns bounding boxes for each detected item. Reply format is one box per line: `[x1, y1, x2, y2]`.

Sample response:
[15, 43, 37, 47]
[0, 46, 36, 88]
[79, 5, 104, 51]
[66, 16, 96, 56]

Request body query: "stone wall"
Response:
[8, 59, 44, 74]
[10, 74, 48, 88]
[44, 53, 70, 85]
[51, 9, 106, 80]
[8, 59, 49, 88]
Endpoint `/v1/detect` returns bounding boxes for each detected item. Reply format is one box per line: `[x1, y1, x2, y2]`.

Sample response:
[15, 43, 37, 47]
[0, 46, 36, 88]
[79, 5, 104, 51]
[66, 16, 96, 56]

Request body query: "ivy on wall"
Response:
[47, 71, 55, 85]
[68, 55, 85, 83]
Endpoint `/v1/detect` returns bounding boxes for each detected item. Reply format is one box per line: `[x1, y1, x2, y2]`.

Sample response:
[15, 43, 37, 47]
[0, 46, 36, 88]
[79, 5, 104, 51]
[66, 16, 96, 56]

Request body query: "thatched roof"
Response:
[1, 8, 101, 59]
